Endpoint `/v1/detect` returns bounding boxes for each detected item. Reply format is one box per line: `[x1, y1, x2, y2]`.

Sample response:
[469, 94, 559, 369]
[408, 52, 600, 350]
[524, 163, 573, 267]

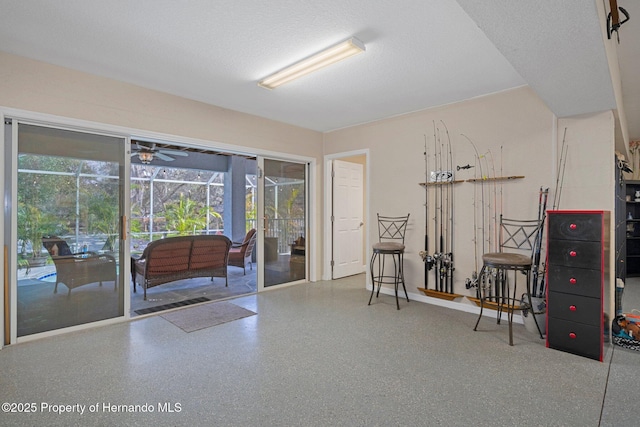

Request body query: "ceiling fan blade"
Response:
[155, 152, 175, 161]
[158, 149, 188, 156]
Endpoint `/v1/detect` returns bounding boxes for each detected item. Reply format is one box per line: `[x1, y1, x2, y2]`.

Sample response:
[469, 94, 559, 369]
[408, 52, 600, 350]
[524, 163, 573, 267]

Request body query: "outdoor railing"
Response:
[248, 218, 305, 254]
[130, 218, 304, 255]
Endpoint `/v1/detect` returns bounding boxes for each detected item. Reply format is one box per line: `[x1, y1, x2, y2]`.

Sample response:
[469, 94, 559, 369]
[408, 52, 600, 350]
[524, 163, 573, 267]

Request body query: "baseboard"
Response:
[365, 283, 523, 324]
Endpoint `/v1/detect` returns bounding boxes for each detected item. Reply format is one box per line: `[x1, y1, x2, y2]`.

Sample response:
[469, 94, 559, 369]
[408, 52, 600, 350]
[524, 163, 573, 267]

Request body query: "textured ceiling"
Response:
[456, 0, 616, 117]
[0, 0, 637, 137]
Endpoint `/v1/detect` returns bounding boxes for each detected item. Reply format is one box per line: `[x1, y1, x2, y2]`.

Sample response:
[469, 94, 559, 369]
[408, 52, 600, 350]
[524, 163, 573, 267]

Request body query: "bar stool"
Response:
[368, 213, 410, 310]
[473, 216, 544, 345]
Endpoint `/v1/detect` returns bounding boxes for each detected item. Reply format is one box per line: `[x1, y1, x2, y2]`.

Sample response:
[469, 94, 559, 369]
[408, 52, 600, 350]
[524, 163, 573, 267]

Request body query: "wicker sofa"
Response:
[132, 235, 231, 300]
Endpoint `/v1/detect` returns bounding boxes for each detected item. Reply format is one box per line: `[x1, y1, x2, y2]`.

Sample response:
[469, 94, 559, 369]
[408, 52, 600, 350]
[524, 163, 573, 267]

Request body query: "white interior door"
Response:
[332, 159, 364, 279]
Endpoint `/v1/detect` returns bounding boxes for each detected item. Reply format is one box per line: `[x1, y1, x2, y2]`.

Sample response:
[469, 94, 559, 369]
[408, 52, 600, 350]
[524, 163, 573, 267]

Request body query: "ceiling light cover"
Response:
[259, 37, 365, 89]
[138, 151, 154, 164]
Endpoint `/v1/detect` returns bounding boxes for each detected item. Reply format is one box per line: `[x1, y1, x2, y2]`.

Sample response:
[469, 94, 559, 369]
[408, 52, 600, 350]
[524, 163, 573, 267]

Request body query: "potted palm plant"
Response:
[164, 194, 222, 236]
[18, 203, 54, 268]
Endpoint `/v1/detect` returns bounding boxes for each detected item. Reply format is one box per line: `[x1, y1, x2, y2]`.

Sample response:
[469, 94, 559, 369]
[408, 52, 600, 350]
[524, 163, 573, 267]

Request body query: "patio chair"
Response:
[229, 229, 257, 274]
[290, 235, 305, 256]
[42, 236, 117, 295]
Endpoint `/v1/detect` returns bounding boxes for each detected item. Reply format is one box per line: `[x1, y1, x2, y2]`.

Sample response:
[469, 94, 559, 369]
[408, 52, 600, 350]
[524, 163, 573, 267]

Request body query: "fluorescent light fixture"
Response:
[258, 37, 365, 89]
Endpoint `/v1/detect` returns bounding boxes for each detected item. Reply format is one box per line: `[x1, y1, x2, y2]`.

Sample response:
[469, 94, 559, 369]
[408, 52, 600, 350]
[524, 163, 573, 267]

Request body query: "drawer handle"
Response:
[569, 251, 577, 257]
[569, 277, 577, 284]
[569, 332, 577, 339]
[570, 223, 577, 230]
[569, 305, 577, 312]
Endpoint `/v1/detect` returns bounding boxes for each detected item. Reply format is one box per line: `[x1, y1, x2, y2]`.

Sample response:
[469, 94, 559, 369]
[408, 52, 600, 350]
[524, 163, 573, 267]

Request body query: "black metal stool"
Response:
[473, 216, 544, 345]
[368, 214, 410, 310]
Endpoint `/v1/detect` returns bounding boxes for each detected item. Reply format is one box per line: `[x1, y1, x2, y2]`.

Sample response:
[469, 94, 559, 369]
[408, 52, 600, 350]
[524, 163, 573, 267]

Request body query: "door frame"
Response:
[256, 157, 311, 291]
[1, 114, 5, 349]
[323, 149, 370, 281]
[4, 114, 131, 344]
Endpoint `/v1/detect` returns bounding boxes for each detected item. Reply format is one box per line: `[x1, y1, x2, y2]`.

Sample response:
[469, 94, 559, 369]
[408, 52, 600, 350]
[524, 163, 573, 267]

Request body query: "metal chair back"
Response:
[377, 214, 410, 244]
[499, 216, 543, 260]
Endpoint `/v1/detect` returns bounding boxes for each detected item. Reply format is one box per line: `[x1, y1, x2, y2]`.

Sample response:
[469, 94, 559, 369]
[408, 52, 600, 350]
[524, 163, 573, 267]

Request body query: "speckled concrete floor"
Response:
[0, 274, 637, 426]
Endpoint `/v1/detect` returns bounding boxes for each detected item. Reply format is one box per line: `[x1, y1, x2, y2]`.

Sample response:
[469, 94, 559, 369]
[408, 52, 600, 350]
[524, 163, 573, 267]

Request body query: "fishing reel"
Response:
[430, 252, 455, 284]
[439, 253, 454, 277]
[465, 271, 478, 289]
[419, 250, 435, 270]
[425, 255, 435, 271]
[441, 253, 454, 270]
[431, 252, 445, 277]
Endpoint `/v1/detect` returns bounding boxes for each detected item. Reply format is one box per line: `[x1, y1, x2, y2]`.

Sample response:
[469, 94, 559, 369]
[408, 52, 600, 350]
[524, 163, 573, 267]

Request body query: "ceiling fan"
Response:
[131, 142, 189, 164]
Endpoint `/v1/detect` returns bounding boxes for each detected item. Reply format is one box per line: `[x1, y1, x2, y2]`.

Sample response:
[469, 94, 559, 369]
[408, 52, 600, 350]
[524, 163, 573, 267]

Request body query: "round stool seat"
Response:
[372, 242, 405, 253]
[482, 252, 531, 268]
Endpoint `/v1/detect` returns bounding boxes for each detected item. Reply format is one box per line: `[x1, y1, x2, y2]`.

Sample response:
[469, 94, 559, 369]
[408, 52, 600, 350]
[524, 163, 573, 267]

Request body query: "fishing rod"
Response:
[532, 187, 544, 297]
[480, 150, 500, 302]
[499, 146, 504, 234]
[438, 123, 448, 293]
[466, 152, 479, 291]
[438, 127, 445, 292]
[424, 136, 429, 290]
[487, 150, 499, 253]
[448, 124, 454, 294]
[552, 128, 568, 210]
[441, 120, 454, 294]
[433, 121, 441, 292]
[461, 134, 485, 296]
[557, 143, 568, 209]
[532, 187, 549, 297]
[423, 135, 433, 289]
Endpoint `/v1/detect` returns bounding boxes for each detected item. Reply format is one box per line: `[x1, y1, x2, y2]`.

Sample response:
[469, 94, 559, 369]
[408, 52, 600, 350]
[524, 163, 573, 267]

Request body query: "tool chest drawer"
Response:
[547, 213, 602, 242]
[547, 240, 603, 269]
[547, 317, 601, 361]
[547, 291, 601, 326]
[546, 264, 601, 298]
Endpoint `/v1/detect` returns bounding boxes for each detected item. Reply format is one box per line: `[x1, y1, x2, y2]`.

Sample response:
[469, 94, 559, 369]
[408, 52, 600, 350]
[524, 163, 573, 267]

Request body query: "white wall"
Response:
[556, 112, 616, 211]
[324, 86, 615, 302]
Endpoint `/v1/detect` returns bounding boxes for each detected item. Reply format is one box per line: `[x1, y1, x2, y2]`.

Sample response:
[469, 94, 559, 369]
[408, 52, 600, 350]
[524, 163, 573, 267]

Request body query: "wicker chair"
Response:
[42, 236, 117, 295]
[229, 229, 257, 274]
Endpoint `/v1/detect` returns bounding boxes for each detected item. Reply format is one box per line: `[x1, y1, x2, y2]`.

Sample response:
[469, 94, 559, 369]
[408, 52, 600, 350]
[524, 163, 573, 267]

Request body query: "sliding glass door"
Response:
[259, 158, 307, 288]
[12, 123, 126, 338]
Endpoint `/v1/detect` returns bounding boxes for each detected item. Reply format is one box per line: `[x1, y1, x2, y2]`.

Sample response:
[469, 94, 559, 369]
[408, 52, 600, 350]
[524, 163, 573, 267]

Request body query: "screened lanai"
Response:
[12, 126, 306, 338]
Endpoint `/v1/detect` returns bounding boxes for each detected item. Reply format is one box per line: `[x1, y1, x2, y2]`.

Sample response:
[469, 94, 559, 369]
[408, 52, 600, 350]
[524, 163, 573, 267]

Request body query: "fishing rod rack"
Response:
[418, 178, 465, 301]
[417, 121, 464, 300]
[415, 126, 566, 318]
[419, 176, 524, 187]
[417, 125, 538, 303]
